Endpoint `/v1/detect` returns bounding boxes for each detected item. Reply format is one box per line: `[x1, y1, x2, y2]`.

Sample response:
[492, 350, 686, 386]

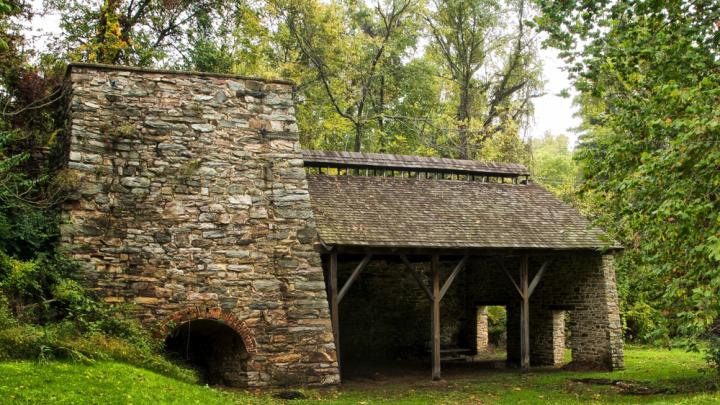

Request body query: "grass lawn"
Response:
[0, 346, 718, 404]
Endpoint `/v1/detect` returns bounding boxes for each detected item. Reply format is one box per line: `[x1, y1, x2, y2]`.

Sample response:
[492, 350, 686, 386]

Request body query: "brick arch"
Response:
[161, 306, 257, 354]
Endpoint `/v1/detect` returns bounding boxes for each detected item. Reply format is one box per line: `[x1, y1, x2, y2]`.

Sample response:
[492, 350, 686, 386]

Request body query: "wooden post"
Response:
[520, 254, 530, 370]
[329, 253, 340, 368]
[431, 254, 441, 380]
[501, 257, 551, 371]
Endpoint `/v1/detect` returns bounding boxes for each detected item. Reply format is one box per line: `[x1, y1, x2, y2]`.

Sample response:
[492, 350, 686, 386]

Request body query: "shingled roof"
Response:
[303, 150, 529, 177]
[306, 174, 618, 250]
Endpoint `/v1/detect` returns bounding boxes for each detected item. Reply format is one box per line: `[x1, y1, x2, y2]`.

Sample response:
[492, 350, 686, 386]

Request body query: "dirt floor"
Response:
[341, 352, 511, 388]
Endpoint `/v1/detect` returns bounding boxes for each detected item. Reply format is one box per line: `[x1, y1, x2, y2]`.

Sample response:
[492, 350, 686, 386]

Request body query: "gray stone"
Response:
[120, 177, 150, 188]
[191, 123, 215, 132]
[227, 250, 250, 258]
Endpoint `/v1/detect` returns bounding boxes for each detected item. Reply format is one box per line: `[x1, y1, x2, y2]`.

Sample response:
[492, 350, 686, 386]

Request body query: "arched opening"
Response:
[165, 319, 250, 386]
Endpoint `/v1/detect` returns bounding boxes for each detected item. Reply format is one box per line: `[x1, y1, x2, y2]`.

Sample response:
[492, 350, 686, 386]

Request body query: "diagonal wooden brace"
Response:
[399, 254, 434, 301]
[439, 255, 468, 301]
[337, 254, 372, 302]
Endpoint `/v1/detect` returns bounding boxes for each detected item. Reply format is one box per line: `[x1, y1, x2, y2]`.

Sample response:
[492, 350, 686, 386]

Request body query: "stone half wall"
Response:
[60, 63, 339, 387]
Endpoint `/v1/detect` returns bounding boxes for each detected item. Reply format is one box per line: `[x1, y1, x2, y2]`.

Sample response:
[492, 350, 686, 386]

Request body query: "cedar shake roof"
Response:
[306, 174, 618, 250]
[302, 150, 529, 177]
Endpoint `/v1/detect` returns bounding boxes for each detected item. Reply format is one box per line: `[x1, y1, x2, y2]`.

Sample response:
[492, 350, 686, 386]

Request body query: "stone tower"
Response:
[60, 63, 339, 387]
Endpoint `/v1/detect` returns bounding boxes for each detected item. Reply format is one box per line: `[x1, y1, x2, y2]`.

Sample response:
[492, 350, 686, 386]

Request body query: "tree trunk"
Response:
[457, 74, 472, 159]
[354, 123, 363, 152]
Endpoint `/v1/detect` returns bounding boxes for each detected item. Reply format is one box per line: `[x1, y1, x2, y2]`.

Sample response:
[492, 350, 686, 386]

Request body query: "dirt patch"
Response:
[568, 378, 669, 395]
[273, 390, 307, 400]
[562, 361, 610, 372]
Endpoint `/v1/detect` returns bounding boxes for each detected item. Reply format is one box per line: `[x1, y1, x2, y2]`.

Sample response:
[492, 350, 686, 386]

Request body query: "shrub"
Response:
[0, 323, 198, 383]
[487, 306, 507, 348]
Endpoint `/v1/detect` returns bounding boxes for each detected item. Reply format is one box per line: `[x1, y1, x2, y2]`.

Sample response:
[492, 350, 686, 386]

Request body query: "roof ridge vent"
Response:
[302, 150, 529, 179]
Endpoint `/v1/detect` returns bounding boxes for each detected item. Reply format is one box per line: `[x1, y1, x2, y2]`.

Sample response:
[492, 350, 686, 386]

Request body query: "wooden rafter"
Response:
[501, 258, 550, 300]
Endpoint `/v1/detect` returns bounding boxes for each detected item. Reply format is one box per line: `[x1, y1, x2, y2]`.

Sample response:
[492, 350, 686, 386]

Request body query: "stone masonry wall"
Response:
[60, 64, 339, 387]
[465, 253, 624, 370]
[333, 252, 624, 371]
[531, 253, 625, 369]
[475, 306, 489, 353]
[335, 258, 467, 363]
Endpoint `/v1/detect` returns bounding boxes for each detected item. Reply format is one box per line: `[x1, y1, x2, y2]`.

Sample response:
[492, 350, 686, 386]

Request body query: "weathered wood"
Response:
[520, 254, 530, 370]
[399, 254, 433, 301]
[499, 257, 549, 370]
[528, 260, 550, 297]
[431, 254, 441, 380]
[337, 254, 372, 302]
[500, 262, 524, 298]
[439, 255, 468, 301]
[329, 253, 340, 369]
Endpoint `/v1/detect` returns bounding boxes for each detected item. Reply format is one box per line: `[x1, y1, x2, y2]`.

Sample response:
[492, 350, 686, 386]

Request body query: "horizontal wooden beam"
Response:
[324, 245, 525, 257]
[319, 245, 598, 257]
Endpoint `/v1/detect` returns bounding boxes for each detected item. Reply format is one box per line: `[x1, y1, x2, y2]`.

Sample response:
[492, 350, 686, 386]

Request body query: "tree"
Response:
[425, 0, 542, 159]
[47, 0, 231, 66]
[280, 0, 418, 151]
[530, 132, 578, 203]
[536, 0, 720, 346]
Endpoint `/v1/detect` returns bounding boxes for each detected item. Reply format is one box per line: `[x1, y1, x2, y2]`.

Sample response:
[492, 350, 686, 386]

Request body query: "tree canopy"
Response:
[3, 0, 720, 361]
[536, 0, 720, 345]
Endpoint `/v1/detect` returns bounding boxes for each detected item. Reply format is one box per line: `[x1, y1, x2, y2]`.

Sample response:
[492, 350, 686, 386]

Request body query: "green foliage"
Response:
[425, 0, 542, 159]
[47, 0, 233, 66]
[168, 0, 540, 160]
[530, 133, 579, 204]
[281, 0, 421, 152]
[705, 335, 720, 373]
[486, 306, 507, 347]
[1, 347, 719, 403]
[0, 5, 185, 384]
[0, 322, 197, 383]
[536, 1, 720, 350]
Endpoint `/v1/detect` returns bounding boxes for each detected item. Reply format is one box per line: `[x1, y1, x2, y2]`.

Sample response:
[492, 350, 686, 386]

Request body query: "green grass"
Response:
[0, 346, 718, 404]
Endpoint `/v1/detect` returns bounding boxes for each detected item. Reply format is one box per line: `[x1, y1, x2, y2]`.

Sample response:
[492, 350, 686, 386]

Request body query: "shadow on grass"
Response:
[567, 375, 719, 396]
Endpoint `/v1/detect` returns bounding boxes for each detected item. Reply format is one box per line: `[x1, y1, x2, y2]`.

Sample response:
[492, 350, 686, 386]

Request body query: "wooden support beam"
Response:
[329, 253, 340, 368]
[499, 257, 551, 371]
[337, 254, 372, 303]
[520, 254, 530, 370]
[431, 254, 441, 380]
[528, 260, 550, 297]
[500, 261, 523, 297]
[439, 255, 468, 300]
[399, 255, 433, 301]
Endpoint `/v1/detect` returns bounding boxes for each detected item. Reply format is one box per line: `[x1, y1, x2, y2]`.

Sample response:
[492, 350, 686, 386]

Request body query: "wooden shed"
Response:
[303, 150, 625, 380]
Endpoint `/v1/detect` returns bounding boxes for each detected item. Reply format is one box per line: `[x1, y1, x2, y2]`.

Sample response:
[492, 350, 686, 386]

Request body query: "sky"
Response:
[25, 0, 581, 146]
[533, 49, 581, 146]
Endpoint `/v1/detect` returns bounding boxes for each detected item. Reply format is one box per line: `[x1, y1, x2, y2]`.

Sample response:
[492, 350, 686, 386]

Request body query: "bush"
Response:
[0, 250, 195, 381]
[0, 322, 198, 383]
[487, 306, 507, 348]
